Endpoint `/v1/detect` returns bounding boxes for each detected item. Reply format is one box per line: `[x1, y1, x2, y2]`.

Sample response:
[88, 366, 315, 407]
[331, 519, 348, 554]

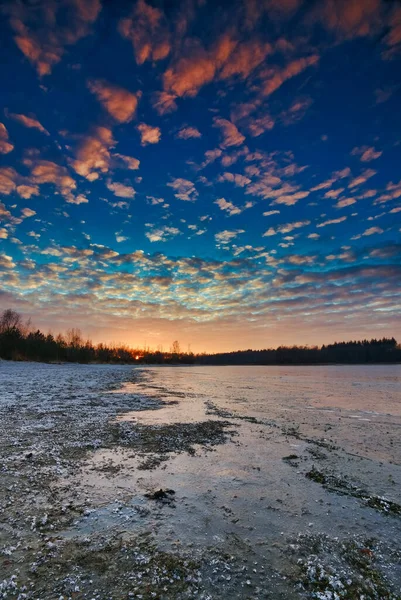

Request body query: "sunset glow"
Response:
[0, 0, 400, 352]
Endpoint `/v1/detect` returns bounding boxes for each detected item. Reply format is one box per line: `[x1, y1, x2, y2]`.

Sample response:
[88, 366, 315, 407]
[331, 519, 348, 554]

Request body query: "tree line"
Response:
[197, 338, 401, 365]
[0, 309, 194, 364]
[0, 308, 400, 365]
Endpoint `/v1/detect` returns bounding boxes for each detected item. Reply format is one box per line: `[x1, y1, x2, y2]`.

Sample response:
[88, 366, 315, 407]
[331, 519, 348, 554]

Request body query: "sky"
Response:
[0, 0, 400, 353]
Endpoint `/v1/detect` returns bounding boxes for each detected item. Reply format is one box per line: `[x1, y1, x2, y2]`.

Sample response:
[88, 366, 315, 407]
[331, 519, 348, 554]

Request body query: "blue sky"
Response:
[0, 0, 400, 351]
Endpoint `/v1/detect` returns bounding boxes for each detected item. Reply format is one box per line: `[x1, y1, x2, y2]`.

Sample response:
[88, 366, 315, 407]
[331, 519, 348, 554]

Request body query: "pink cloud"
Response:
[5, 0, 101, 76]
[119, 0, 170, 65]
[87, 79, 139, 123]
[262, 55, 319, 97]
[0, 123, 13, 154]
[8, 112, 49, 135]
[137, 123, 161, 146]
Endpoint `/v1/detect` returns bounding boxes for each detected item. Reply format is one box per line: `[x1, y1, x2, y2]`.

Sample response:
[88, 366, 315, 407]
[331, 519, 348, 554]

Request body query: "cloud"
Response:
[19, 158, 76, 200]
[8, 112, 49, 135]
[66, 194, 89, 205]
[118, 0, 170, 65]
[116, 235, 128, 243]
[70, 126, 115, 180]
[219, 39, 272, 81]
[374, 179, 401, 204]
[384, 6, 401, 57]
[215, 229, 245, 244]
[217, 173, 251, 188]
[311, 168, 351, 192]
[263, 220, 311, 236]
[137, 123, 161, 145]
[175, 126, 202, 139]
[311, 0, 383, 40]
[213, 118, 245, 148]
[0, 123, 13, 154]
[147, 196, 165, 205]
[271, 191, 309, 206]
[263, 210, 280, 217]
[21, 208, 36, 218]
[280, 97, 314, 126]
[324, 188, 344, 199]
[317, 216, 347, 228]
[16, 185, 39, 199]
[161, 34, 281, 104]
[262, 55, 319, 97]
[374, 86, 396, 104]
[348, 169, 377, 188]
[0, 228, 8, 239]
[199, 148, 222, 170]
[0, 167, 18, 195]
[163, 48, 217, 98]
[113, 153, 140, 171]
[0, 253, 15, 269]
[87, 79, 139, 123]
[361, 226, 384, 236]
[145, 225, 181, 243]
[0, 202, 13, 220]
[167, 178, 198, 201]
[106, 181, 136, 198]
[245, 114, 275, 137]
[5, 0, 101, 76]
[161, 34, 243, 100]
[351, 145, 382, 162]
[215, 198, 242, 216]
[0, 164, 55, 201]
[335, 197, 356, 209]
[152, 92, 178, 115]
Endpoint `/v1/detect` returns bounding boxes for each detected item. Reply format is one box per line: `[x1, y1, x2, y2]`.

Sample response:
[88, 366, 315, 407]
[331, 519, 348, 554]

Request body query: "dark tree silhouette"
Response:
[0, 308, 399, 365]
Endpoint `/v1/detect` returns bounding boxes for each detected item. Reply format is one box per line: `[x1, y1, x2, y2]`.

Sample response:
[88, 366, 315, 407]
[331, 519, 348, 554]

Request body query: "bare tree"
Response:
[0, 309, 23, 334]
[66, 328, 83, 348]
[170, 340, 181, 355]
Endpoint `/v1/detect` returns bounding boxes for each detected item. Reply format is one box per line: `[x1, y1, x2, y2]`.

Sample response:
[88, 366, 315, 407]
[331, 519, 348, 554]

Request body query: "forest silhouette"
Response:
[0, 309, 399, 365]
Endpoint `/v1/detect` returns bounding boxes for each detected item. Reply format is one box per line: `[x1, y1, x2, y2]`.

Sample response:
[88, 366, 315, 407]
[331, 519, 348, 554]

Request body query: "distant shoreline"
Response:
[1, 358, 400, 367]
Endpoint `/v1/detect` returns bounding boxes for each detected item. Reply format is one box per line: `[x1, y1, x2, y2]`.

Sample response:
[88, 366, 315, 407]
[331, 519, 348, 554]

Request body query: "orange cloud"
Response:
[384, 6, 401, 57]
[21, 208, 36, 218]
[213, 118, 245, 148]
[219, 39, 272, 81]
[175, 126, 202, 139]
[106, 181, 136, 198]
[246, 114, 275, 137]
[167, 178, 197, 201]
[0, 123, 13, 154]
[152, 91, 178, 115]
[348, 169, 377, 188]
[0, 167, 18, 195]
[16, 185, 40, 199]
[262, 55, 319, 96]
[87, 79, 139, 123]
[351, 145, 382, 162]
[162, 33, 271, 101]
[5, 0, 101, 76]
[313, 0, 382, 39]
[70, 126, 115, 180]
[27, 159, 76, 197]
[163, 48, 217, 98]
[137, 123, 161, 146]
[113, 153, 140, 170]
[8, 112, 49, 135]
[119, 0, 170, 65]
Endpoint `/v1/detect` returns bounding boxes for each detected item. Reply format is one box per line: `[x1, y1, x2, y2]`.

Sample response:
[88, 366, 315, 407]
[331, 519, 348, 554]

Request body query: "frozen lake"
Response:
[0, 362, 400, 598]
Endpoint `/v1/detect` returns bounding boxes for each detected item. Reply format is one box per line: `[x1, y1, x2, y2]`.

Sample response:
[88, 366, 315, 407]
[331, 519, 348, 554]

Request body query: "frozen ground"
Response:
[0, 362, 400, 599]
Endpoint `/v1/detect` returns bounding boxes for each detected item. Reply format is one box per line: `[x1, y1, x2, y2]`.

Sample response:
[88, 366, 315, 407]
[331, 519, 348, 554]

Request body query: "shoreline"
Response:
[0, 362, 400, 598]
